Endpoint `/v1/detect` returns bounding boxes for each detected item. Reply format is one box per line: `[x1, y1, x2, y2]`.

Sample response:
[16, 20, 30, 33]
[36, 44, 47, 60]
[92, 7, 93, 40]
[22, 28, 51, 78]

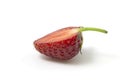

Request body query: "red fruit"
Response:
[34, 26, 107, 60]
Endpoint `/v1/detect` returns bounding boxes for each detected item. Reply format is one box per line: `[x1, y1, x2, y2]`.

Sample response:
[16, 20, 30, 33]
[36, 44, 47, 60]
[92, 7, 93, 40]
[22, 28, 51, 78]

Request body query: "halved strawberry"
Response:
[34, 26, 107, 60]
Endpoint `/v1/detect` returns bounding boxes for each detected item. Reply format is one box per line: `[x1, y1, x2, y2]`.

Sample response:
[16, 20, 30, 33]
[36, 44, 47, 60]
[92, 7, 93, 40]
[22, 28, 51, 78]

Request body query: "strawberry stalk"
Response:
[79, 27, 107, 55]
[79, 27, 108, 33]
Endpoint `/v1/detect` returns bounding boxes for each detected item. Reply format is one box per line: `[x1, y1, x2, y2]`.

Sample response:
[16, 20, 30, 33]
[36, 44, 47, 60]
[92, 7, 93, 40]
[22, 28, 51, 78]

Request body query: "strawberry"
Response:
[34, 26, 107, 60]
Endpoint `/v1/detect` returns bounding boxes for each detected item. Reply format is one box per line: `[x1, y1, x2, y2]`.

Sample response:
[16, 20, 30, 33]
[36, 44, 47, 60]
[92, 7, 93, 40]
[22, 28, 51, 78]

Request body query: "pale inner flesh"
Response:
[38, 28, 79, 43]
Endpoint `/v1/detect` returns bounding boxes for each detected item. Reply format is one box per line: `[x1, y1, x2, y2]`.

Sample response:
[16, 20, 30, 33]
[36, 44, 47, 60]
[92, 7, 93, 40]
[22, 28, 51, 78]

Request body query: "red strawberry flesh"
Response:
[34, 27, 83, 60]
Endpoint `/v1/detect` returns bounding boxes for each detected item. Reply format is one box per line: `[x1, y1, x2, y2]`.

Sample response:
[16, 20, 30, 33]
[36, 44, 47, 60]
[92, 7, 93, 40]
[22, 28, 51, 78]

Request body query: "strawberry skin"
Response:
[34, 27, 83, 60]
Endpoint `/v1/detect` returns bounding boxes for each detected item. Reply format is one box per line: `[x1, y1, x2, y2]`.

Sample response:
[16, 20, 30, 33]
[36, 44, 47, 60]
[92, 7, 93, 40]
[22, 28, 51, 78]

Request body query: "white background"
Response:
[0, 0, 120, 80]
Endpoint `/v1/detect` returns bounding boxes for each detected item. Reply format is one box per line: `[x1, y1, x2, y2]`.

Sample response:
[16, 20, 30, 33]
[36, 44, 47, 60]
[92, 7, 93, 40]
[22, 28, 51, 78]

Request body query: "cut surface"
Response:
[37, 27, 79, 43]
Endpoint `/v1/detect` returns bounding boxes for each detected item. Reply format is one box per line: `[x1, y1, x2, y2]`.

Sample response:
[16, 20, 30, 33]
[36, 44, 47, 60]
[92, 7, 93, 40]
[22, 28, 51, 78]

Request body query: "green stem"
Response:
[79, 27, 108, 33]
